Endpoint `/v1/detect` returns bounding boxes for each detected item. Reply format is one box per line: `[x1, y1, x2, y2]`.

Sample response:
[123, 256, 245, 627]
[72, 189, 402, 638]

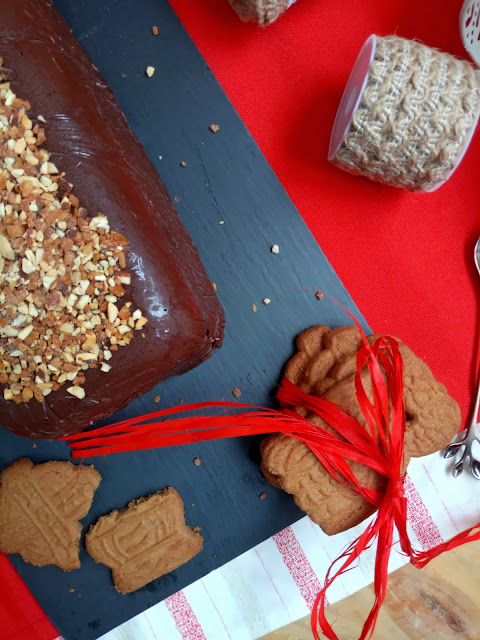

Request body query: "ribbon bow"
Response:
[63, 328, 480, 640]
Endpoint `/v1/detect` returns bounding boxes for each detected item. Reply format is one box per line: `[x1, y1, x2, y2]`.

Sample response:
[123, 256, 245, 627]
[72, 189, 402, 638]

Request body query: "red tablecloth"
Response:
[2, 0, 479, 638]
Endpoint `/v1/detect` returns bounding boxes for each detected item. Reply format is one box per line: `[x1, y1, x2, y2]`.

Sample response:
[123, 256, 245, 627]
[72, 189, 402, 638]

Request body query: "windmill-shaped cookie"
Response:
[86, 487, 203, 593]
[0, 458, 101, 570]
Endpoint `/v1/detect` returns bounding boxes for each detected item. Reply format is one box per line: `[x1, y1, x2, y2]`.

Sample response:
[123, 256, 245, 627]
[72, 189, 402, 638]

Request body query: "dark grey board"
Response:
[0, 1, 369, 639]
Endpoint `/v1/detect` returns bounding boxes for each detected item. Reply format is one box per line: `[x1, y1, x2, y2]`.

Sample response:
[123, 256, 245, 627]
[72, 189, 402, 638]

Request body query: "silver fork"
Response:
[444, 237, 480, 479]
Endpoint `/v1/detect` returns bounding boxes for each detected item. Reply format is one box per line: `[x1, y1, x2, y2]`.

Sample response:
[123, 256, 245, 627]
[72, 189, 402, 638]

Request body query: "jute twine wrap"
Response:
[331, 36, 480, 192]
[228, 0, 293, 25]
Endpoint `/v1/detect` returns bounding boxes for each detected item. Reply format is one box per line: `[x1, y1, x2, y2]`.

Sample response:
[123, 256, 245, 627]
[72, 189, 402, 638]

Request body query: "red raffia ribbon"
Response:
[61, 327, 480, 640]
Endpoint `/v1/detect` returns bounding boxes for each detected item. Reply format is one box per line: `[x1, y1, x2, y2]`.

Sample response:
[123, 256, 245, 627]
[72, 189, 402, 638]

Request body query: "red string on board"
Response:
[61, 327, 480, 640]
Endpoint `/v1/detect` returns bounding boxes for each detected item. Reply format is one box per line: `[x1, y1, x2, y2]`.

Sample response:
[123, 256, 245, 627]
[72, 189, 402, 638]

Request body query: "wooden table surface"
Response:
[261, 541, 480, 640]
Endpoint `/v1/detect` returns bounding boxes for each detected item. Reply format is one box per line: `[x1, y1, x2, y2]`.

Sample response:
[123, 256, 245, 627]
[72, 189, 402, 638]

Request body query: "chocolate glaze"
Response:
[0, 0, 224, 439]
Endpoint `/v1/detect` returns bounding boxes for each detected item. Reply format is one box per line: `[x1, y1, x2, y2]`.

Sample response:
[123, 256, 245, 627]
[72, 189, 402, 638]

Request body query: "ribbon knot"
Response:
[386, 478, 405, 496]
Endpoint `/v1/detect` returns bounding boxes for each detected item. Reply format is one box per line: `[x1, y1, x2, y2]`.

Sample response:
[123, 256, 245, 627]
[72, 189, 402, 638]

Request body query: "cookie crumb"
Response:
[271, 244, 279, 254]
[146, 66, 155, 78]
[212, 282, 217, 292]
[193, 457, 202, 466]
[315, 290, 324, 300]
[259, 492, 266, 500]
[252, 304, 257, 312]
[154, 395, 160, 403]
[180, 161, 187, 167]
[262, 298, 271, 305]
[69, 588, 75, 593]
[209, 124, 220, 133]
[152, 25, 159, 35]
[193, 526, 201, 533]
[232, 387, 242, 398]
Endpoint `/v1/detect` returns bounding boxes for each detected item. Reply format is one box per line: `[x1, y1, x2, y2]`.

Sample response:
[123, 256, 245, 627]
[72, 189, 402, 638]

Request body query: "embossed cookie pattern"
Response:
[86, 487, 203, 593]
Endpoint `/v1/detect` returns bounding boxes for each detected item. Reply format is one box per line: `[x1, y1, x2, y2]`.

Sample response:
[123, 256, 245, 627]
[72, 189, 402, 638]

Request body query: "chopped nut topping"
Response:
[315, 290, 324, 300]
[262, 298, 271, 305]
[67, 386, 85, 400]
[0, 234, 15, 260]
[0, 62, 148, 403]
[107, 302, 118, 323]
[209, 124, 220, 133]
[180, 161, 187, 167]
[146, 66, 155, 78]
[232, 387, 242, 398]
[252, 304, 257, 312]
[152, 25, 159, 36]
[193, 457, 201, 466]
[271, 244, 279, 254]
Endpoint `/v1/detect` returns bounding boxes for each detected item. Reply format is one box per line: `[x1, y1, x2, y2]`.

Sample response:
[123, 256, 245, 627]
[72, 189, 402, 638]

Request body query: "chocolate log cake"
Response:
[0, 0, 224, 439]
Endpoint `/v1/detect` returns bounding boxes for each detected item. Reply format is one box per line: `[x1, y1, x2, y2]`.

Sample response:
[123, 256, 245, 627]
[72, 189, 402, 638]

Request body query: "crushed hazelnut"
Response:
[193, 457, 202, 466]
[107, 302, 118, 323]
[0, 233, 15, 260]
[259, 492, 266, 500]
[315, 290, 324, 300]
[180, 161, 187, 167]
[67, 386, 85, 400]
[262, 298, 271, 305]
[0, 64, 148, 403]
[232, 387, 242, 398]
[154, 395, 160, 403]
[271, 244, 279, 254]
[209, 124, 220, 133]
[146, 66, 155, 78]
[152, 25, 159, 36]
[252, 304, 257, 312]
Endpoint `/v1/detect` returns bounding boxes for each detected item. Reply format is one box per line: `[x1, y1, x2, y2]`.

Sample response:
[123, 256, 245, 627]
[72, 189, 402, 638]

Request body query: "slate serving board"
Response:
[0, 1, 369, 638]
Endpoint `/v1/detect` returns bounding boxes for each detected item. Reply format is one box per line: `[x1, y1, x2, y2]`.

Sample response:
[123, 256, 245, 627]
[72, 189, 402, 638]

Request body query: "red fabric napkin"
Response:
[168, 0, 480, 424]
[0, 554, 57, 640]
[2, 0, 479, 638]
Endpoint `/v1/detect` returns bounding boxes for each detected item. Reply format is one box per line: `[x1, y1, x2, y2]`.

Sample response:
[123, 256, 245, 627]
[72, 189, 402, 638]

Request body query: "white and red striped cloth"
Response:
[44, 447, 475, 640]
